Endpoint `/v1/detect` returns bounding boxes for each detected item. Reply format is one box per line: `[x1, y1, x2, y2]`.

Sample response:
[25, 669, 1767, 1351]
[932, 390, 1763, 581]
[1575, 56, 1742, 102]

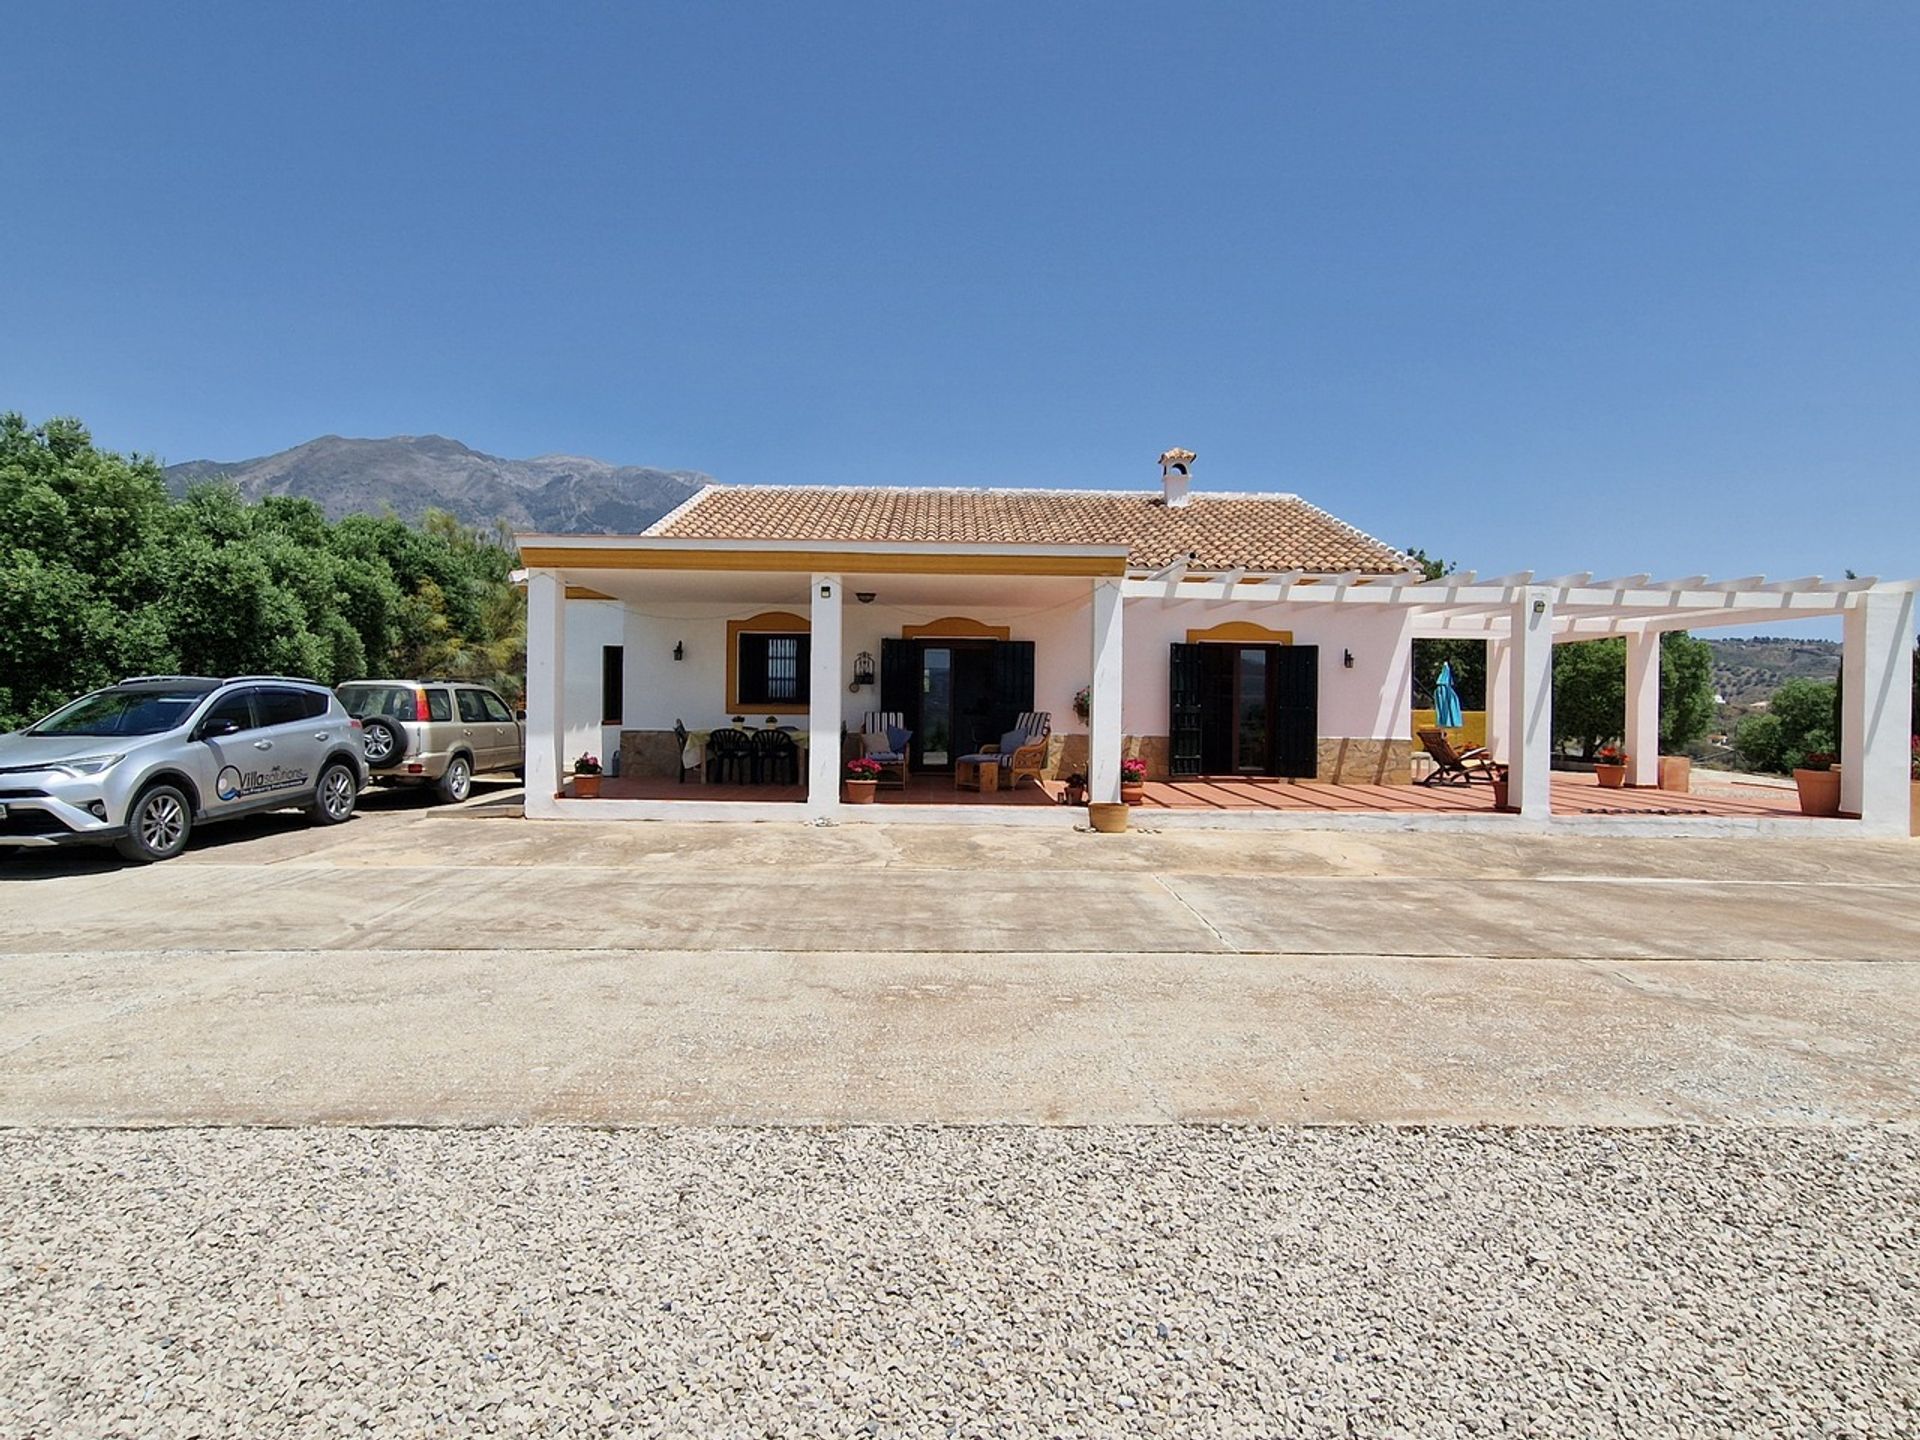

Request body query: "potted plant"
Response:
[1593, 744, 1629, 789]
[1120, 756, 1148, 805]
[844, 756, 882, 804]
[571, 752, 603, 799]
[1794, 751, 1842, 817]
[1072, 686, 1092, 725]
[1490, 763, 1513, 812]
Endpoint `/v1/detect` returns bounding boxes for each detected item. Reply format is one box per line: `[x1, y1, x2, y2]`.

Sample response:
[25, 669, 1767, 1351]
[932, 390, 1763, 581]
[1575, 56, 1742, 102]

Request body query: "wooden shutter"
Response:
[738, 635, 770, 706]
[1169, 644, 1205, 777]
[990, 642, 1035, 739]
[880, 639, 916, 733]
[1272, 645, 1320, 778]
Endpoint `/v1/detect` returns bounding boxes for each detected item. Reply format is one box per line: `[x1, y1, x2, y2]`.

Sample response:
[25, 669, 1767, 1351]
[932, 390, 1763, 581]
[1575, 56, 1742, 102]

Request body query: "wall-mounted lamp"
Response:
[672, 641, 685, 661]
[855, 591, 876, 605]
[1531, 598, 1547, 616]
[819, 582, 834, 599]
[1342, 649, 1355, 669]
[849, 651, 876, 691]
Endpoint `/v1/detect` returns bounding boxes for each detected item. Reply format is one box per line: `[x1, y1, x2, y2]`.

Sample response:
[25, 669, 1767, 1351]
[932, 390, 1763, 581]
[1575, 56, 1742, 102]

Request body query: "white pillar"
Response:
[525, 569, 567, 806]
[1840, 589, 1916, 836]
[1088, 577, 1125, 804]
[807, 573, 844, 817]
[1508, 587, 1554, 817]
[1625, 631, 1661, 788]
[1483, 640, 1511, 764]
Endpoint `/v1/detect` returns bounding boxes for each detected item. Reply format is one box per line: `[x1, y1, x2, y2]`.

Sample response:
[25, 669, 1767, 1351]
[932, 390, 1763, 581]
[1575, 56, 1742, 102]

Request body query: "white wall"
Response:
[570, 592, 1413, 747]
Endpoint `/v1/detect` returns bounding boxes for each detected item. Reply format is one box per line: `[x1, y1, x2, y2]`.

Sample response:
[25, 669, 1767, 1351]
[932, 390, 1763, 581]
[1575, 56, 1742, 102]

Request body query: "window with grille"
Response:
[738, 633, 810, 706]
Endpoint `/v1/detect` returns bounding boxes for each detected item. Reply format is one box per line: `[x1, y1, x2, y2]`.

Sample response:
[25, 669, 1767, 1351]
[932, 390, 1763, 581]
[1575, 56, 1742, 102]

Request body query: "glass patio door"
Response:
[919, 647, 953, 766]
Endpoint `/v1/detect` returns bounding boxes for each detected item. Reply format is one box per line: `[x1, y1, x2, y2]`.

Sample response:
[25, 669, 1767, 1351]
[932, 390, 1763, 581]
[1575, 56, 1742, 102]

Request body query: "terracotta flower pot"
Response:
[1595, 764, 1627, 790]
[570, 773, 603, 798]
[843, 779, 878, 805]
[1793, 768, 1842, 817]
[1911, 779, 1920, 838]
[1087, 802, 1130, 834]
[1120, 781, 1146, 806]
[1491, 777, 1511, 812]
[1658, 755, 1692, 793]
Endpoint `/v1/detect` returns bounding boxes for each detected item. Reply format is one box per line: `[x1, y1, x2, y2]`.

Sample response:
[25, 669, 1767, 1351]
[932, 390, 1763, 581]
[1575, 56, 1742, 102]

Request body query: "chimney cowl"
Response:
[1158, 448, 1196, 507]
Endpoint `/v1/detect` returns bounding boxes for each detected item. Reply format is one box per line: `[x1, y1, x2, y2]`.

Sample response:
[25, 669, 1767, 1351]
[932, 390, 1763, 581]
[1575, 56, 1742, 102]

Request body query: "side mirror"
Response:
[199, 719, 241, 740]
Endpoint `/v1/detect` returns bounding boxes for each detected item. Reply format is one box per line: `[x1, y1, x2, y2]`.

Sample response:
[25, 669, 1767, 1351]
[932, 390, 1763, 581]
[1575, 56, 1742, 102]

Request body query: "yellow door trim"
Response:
[1185, 620, 1295, 645]
[900, 616, 1012, 642]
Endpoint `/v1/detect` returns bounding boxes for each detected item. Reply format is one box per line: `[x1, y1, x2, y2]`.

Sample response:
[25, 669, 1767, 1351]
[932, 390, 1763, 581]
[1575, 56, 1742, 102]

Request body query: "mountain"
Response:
[1703, 636, 1841, 708]
[164, 434, 710, 535]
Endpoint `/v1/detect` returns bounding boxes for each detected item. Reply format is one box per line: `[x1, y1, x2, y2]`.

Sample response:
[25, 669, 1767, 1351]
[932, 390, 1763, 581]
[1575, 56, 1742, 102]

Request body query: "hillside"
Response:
[165, 434, 710, 535]
[1704, 636, 1841, 708]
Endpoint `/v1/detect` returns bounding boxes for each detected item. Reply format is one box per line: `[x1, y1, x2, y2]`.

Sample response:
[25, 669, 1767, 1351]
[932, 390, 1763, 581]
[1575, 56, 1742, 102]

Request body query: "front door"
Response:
[880, 637, 1035, 772]
[1169, 643, 1319, 778]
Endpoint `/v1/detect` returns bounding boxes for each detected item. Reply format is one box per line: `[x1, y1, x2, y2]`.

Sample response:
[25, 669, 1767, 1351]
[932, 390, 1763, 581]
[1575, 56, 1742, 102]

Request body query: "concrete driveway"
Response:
[1, 786, 1915, 1125]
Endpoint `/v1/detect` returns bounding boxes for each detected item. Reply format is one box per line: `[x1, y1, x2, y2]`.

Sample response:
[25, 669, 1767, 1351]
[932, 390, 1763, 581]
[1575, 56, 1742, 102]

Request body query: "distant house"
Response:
[515, 450, 1917, 836]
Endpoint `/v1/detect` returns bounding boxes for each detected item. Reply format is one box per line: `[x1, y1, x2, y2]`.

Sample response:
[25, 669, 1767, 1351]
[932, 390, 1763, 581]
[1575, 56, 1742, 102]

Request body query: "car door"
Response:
[193, 688, 265, 819]
[251, 686, 332, 800]
[476, 689, 521, 772]
[454, 687, 499, 771]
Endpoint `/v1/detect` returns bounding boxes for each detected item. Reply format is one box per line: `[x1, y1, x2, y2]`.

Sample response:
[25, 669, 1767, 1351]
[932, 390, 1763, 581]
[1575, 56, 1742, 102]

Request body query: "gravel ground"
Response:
[3, 1127, 1915, 1439]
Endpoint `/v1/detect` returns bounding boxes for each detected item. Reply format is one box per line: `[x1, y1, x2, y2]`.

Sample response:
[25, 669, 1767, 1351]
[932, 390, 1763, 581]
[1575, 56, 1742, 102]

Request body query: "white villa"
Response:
[517, 451, 1917, 837]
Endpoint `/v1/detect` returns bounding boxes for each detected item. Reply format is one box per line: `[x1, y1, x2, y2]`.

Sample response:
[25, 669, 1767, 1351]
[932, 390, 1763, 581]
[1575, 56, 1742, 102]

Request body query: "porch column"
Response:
[1483, 639, 1511, 764]
[1507, 587, 1554, 817]
[525, 568, 567, 805]
[1839, 589, 1916, 835]
[1088, 576, 1124, 805]
[807, 573, 844, 817]
[1624, 631, 1661, 787]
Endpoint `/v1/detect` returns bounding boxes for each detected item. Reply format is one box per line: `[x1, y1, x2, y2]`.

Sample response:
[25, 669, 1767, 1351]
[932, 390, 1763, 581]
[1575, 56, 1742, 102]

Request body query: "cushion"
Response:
[860, 731, 894, 757]
[887, 725, 911, 753]
[999, 728, 1026, 755]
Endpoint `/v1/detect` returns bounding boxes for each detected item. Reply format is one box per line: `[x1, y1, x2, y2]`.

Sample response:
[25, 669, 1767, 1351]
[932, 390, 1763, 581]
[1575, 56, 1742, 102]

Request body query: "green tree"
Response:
[1733, 677, 1836, 774]
[1550, 631, 1716, 759]
[1404, 546, 1488, 710]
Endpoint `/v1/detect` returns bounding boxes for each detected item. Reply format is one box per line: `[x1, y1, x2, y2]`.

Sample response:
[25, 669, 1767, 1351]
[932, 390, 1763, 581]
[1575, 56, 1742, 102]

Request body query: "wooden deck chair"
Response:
[1002, 712, 1053, 791]
[1416, 727, 1499, 786]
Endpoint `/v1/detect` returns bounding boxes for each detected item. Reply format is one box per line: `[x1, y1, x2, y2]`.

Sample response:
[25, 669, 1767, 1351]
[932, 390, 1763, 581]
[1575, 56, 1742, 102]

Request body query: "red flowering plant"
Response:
[845, 757, 884, 779]
[1593, 745, 1628, 767]
[1120, 757, 1148, 784]
[572, 752, 602, 776]
[1911, 735, 1919, 780]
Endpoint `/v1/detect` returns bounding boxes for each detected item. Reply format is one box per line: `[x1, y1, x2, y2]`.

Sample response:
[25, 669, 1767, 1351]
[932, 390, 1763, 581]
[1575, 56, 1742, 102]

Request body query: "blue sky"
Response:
[3, 3, 1916, 590]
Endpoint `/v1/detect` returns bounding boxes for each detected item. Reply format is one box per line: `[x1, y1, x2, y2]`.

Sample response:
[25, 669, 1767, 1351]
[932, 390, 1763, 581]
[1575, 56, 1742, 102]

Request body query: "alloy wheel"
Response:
[321, 768, 356, 819]
[140, 794, 185, 853]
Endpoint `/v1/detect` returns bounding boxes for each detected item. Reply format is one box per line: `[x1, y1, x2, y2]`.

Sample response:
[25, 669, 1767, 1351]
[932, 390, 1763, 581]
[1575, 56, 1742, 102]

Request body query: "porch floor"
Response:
[588, 773, 1816, 818]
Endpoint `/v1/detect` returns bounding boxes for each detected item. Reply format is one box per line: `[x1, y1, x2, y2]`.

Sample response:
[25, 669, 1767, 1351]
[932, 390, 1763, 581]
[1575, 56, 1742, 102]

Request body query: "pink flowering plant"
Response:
[1911, 735, 1919, 780]
[846, 757, 884, 779]
[572, 752, 602, 776]
[1120, 757, 1148, 784]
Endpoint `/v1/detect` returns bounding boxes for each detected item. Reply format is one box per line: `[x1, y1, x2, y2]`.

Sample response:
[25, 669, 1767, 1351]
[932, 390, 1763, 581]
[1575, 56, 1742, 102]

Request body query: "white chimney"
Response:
[1158, 447, 1196, 507]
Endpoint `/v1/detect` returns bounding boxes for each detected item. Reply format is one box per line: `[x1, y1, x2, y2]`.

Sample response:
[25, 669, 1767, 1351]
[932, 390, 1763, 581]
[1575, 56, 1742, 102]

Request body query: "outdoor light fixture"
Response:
[850, 651, 876, 689]
[1343, 649, 1354, 669]
[819, 582, 833, 599]
[1532, 599, 1547, 616]
[855, 591, 876, 604]
[672, 641, 685, 661]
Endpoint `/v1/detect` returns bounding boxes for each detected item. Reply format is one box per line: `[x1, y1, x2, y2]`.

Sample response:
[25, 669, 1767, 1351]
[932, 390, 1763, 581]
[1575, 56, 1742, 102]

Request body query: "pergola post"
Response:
[1508, 587, 1554, 816]
[1483, 639, 1511, 764]
[807, 573, 844, 818]
[1088, 576, 1125, 805]
[1624, 631, 1661, 787]
[525, 568, 567, 804]
[1839, 589, 1916, 836]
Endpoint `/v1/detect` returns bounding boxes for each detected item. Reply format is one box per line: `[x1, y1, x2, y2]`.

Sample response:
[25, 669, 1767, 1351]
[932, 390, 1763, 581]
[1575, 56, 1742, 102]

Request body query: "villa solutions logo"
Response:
[215, 764, 311, 803]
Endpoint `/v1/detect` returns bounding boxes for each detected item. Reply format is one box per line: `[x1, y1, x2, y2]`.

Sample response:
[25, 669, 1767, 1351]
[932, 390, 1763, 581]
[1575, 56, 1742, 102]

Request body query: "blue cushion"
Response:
[887, 725, 911, 752]
[999, 728, 1026, 755]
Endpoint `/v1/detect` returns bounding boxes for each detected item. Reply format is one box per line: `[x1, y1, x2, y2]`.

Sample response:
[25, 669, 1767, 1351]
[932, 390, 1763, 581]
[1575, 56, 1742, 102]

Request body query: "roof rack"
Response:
[117, 675, 221, 686]
[222, 675, 330, 686]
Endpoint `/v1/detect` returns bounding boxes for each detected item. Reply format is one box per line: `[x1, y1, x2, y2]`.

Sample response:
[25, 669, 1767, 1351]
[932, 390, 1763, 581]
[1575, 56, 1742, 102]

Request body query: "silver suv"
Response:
[0, 676, 367, 863]
[334, 680, 524, 803]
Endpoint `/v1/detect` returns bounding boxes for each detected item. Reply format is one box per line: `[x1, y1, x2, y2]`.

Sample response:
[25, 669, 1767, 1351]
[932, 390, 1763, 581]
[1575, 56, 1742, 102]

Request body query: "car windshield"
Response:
[337, 684, 417, 720]
[27, 689, 206, 737]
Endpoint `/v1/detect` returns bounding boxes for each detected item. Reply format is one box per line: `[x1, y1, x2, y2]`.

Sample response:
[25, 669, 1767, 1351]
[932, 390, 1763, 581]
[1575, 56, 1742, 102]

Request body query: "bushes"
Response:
[0, 413, 524, 731]
[1733, 678, 1837, 774]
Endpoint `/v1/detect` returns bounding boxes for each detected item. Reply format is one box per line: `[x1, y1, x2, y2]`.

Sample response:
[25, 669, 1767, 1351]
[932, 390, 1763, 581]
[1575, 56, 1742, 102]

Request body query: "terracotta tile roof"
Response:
[645, 486, 1410, 574]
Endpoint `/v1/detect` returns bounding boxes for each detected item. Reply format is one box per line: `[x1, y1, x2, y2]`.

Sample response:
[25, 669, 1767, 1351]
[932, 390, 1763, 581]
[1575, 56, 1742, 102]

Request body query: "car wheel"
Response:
[309, 761, 359, 825]
[114, 784, 193, 863]
[435, 755, 473, 804]
[361, 717, 406, 766]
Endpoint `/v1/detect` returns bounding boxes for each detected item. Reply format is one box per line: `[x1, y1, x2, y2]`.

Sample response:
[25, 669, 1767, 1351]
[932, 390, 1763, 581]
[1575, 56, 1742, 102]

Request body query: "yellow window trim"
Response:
[726, 611, 811, 716]
[1185, 620, 1294, 645]
[900, 616, 1012, 642]
[519, 546, 1124, 577]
